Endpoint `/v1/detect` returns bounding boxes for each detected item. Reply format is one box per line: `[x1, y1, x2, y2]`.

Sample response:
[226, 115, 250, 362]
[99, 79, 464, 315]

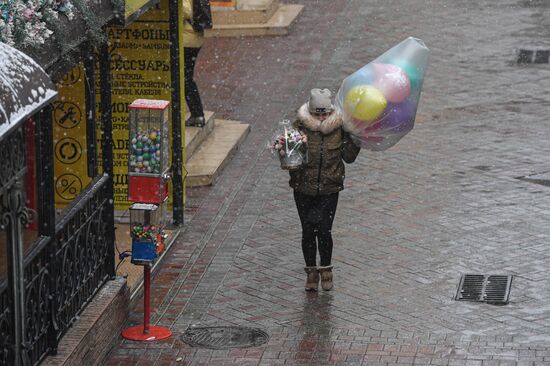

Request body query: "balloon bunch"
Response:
[129, 128, 163, 174]
[335, 37, 429, 151]
[131, 224, 157, 241]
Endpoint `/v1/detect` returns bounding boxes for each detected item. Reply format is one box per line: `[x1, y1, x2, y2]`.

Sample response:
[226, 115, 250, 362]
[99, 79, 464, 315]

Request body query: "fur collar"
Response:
[297, 104, 342, 135]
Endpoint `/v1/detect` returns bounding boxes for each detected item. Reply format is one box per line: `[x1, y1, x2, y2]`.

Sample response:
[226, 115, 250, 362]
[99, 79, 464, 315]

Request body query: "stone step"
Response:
[184, 110, 216, 162]
[205, 4, 304, 38]
[212, 0, 279, 25]
[186, 119, 250, 186]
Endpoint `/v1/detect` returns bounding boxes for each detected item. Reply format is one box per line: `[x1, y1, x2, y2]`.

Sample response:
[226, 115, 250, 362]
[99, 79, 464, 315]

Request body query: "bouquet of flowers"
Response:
[335, 37, 429, 151]
[269, 120, 308, 170]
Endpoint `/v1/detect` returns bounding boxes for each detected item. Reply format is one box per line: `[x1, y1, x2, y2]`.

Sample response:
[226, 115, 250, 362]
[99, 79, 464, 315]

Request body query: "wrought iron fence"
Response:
[0, 173, 113, 365]
[23, 236, 52, 365]
[0, 280, 13, 365]
[51, 174, 113, 345]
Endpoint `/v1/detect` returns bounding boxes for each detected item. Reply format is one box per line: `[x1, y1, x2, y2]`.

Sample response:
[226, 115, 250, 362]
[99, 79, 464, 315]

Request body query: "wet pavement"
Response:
[107, 0, 550, 364]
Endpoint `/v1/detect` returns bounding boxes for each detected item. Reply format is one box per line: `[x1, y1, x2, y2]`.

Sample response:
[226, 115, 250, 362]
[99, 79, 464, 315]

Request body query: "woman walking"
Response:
[287, 88, 360, 291]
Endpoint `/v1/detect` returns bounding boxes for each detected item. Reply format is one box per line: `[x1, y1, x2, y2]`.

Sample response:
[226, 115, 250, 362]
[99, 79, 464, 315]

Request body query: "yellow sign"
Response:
[106, 0, 173, 210]
[53, 65, 90, 206]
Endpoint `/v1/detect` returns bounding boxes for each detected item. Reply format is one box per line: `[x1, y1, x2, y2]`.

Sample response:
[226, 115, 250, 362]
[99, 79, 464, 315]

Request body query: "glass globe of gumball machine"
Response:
[122, 99, 172, 342]
[128, 99, 170, 204]
[128, 202, 166, 266]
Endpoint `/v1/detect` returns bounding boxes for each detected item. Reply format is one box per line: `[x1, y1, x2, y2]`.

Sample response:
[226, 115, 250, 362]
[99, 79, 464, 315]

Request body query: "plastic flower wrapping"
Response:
[269, 119, 308, 170]
[335, 37, 429, 151]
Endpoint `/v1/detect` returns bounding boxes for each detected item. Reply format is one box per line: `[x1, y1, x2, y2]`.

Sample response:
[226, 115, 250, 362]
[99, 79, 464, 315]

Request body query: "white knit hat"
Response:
[308, 88, 333, 113]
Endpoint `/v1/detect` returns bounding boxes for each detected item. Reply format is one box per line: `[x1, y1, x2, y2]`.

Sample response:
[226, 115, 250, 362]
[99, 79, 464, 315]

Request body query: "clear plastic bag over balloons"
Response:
[335, 37, 429, 151]
[268, 120, 308, 170]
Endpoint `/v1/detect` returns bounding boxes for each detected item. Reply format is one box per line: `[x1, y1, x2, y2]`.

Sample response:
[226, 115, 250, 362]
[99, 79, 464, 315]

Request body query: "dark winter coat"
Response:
[289, 104, 360, 196]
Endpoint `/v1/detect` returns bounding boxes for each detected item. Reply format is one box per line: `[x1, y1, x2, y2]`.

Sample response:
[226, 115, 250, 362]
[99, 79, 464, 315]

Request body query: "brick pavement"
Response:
[107, 0, 550, 364]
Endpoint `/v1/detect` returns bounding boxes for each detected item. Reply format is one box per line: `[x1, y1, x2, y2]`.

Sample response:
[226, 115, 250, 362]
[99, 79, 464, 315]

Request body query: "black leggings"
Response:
[184, 47, 204, 118]
[293, 191, 339, 267]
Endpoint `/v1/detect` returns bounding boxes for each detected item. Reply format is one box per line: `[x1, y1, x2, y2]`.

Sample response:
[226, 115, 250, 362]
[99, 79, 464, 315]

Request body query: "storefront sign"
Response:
[106, 0, 172, 210]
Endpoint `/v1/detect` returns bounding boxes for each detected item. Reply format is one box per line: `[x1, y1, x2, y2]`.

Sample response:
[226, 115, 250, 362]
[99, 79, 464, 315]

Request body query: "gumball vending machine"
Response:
[122, 99, 172, 342]
[128, 99, 170, 204]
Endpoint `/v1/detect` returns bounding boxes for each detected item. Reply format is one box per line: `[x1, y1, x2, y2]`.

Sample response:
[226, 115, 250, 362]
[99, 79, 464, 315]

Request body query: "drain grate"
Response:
[517, 48, 550, 64]
[181, 326, 269, 349]
[455, 274, 513, 305]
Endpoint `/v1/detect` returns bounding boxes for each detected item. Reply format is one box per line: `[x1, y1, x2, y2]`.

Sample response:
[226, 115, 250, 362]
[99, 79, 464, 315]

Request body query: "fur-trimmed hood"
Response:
[297, 104, 343, 135]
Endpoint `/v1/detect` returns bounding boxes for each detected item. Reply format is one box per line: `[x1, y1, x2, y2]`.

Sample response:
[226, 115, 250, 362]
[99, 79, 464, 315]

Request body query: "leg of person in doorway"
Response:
[184, 47, 205, 127]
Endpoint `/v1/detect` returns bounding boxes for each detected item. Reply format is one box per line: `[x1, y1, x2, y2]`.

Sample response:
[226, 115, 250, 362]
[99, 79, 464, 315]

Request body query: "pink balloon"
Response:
[373, 63, 411, 103]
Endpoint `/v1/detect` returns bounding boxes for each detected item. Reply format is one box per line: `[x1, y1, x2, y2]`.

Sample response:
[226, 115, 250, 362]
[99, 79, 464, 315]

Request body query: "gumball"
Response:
[136, 141, 143, 149]
[137, 155, 143, 162]
[142, 152, 150, 161]
[143, 146, 149, 153]
[147, 166, 152, 173]
[373, 63, 411, 103]
[141, 135, 148, 142]
[150, 132, 157, 140]
[143, 160, 150, 167]
[344, 85, 387, 124]
[134, 168, 140, 173]
[136, 161, 143, 168]
[131, 137, 137, 144]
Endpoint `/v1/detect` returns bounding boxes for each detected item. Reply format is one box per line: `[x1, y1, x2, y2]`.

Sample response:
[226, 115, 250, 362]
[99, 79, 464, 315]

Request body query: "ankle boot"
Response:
[318, 266, 333, 291]
[194, 116, 205, 127]
[304, 266, 319, 291]
[185, 116, 196, 127]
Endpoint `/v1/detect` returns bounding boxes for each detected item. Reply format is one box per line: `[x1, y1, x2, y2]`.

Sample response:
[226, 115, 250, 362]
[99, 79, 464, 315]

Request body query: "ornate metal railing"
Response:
[23, 236, 53, 365]
[51, 173, 112, 345]
[0, 279, 13, 365]
[0, 123, 27, 365]
[0, 172, 113, 365]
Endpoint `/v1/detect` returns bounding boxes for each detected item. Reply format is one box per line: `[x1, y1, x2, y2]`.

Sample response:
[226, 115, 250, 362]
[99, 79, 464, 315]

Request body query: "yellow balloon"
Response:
[344, 85, 387, 123]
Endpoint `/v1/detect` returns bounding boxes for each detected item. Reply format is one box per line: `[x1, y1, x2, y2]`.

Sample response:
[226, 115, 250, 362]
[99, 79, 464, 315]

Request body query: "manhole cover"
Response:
[181, 326, 269, 349]
[455, 274, 513, 305]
